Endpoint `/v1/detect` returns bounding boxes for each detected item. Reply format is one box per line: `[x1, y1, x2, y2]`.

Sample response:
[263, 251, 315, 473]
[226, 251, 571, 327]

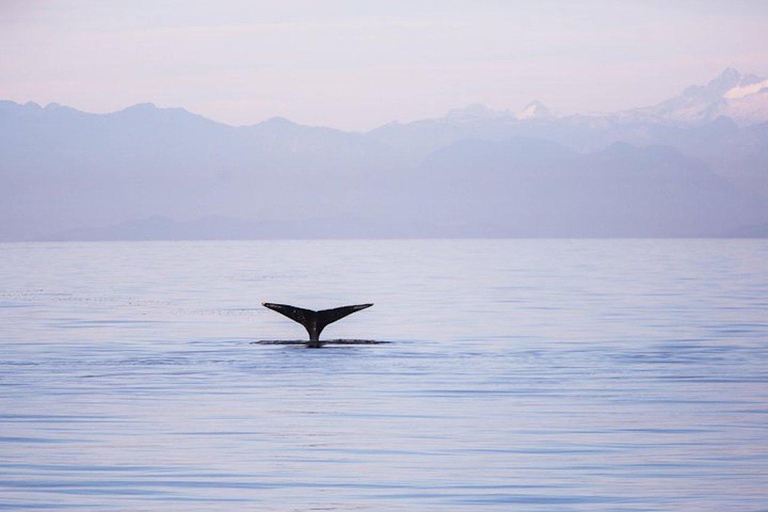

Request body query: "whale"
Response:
[262, 302, 373, 348]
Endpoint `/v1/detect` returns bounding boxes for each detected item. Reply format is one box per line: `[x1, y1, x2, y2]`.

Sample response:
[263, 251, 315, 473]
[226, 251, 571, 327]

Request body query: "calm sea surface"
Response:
[1, 239, 767, 511]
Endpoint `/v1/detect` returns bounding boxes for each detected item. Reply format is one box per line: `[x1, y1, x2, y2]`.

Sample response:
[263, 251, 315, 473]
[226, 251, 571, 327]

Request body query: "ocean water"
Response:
[1, 239, 766, 511]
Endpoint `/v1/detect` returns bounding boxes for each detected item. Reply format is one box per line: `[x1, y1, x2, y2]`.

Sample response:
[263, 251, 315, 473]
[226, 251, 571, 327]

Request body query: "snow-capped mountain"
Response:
[441, 100, 555, 124]
[515, 101, 553, 120]
[438, 68, 768, 127]
[626, 68, 768, 125]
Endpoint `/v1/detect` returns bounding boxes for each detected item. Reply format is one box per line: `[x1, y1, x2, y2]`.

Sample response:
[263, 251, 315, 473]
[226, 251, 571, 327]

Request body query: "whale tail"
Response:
[262, 303, 373, 347]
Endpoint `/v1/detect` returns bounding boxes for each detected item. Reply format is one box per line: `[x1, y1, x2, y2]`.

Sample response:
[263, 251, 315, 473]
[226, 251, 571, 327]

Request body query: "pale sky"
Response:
[1, 0, 767, 130]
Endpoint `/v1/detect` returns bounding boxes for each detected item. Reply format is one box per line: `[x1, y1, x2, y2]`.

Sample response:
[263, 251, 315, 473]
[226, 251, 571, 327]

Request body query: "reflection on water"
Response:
[1, 240, 767, 510]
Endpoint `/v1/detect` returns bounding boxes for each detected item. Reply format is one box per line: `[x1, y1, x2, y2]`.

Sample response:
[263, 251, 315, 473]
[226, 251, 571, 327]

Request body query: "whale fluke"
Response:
[262, 303, 373, 348]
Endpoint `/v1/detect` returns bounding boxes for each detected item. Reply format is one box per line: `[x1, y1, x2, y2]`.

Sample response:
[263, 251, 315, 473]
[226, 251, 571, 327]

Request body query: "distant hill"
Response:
[43, 215, 438, 241]
[414, 138, 762, 237]
[1, 69, 767, 241]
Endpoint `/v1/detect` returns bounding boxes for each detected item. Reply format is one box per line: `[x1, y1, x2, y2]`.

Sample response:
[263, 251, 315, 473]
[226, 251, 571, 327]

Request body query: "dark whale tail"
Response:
[262, 303, 373, 348]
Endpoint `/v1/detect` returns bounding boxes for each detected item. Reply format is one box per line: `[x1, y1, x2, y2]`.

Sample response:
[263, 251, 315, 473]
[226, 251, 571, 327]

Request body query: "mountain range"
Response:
[1, 68, 767, 241]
